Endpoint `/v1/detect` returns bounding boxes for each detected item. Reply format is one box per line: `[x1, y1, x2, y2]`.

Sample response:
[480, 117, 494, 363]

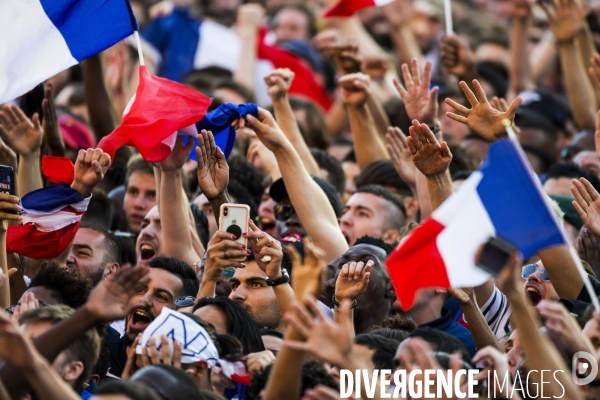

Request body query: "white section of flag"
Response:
[374, 0, 396, 6]
[22, 210, 84, 232]
[0, 1, 77, 102]
[21, 197, 91, 215]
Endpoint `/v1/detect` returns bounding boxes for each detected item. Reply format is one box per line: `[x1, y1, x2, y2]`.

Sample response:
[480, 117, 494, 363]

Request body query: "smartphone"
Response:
[0, 166, 16, 215]
[475, 237, 518, 276]
[19, 83, 45, 122]
[219, 203, 250, 247]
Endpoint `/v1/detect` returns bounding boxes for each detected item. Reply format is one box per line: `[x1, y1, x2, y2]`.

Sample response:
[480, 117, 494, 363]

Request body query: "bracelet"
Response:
[332, 294, 357, 313]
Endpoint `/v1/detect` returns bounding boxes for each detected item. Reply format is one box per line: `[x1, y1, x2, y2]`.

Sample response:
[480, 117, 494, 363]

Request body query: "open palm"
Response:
[0, 105, 43, 156]
[196, 130, 229, 199]
[407, 121, 452, 177]
[572, 178, 600, 238]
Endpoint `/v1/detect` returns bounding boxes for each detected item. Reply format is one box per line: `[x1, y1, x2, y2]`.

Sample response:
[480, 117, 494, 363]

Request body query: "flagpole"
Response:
[134, 30, 145, 67]
[444, 0, 453, 36]
[502, 119, 600, 312]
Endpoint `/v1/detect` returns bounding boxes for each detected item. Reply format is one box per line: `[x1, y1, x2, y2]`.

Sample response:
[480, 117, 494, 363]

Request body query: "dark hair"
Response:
[228, 156, 267, 209]
[93, 340, 111, 383]
[289, 97, 330, 149]
[354, 185, 407, 230]
[125, 154, 154, 187]
[260, 328, 284, 339]
[95, 380, 162, 400]
[546, 162, 600, 192]
[227, 180, 258, 221]
[80, 222, 121, 265]
[131, 364, 202, 400]
[82, 189, 113, 230]
[368, 328, 411, 342]
[311, 149, 345, 195]
[356, 160, 412, 196]
[190, 203, 210, 249]
[354, 334, 400, 370]
[114, 234, 137, 267]
[247, 360, 337, 400]
[451, 170, 473, 182]
[193, 297, 265, 354]
[376, 314, 418, 332]
[434, 351, 473, 370]
[214, 80, 256, 103]
[448, 143, 480, 176]
[383, 99, 412, 134]
[147, 257, 199, 298]
[271, 4, 319, 39]
[408, 328, 471, 364]
[183, 313, 244, 362]
[19, 305, 100, 391]
[354, 235, 395, 256]
[29, 260, 92, 309]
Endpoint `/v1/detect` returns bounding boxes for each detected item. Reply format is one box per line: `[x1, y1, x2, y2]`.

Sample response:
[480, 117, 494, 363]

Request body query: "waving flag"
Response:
[1, 0, 137, 103]
[97, 66, 212, 163]
[386, 139, 566, 310]
[7, 184, 90, 259]
[324, 0, 396, 17]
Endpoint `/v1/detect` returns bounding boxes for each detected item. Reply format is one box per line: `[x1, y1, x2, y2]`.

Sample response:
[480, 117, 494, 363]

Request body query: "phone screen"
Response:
[476, 237, 518, 276]
[0, 166, 17, 215]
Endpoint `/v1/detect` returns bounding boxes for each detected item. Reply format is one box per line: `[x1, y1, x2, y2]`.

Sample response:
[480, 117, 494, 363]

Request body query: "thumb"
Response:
[245, 114, 267, 132]
[32, 113, 41, 131]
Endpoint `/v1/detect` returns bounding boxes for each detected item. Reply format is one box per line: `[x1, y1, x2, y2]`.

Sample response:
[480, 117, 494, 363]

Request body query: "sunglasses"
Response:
[521, 264, 550, 281]
[274, 203, 295, 222]
[175, 296, 196, 308]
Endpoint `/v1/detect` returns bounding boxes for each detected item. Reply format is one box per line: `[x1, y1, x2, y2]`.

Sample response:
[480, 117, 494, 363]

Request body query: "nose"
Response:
[340, 213, 351, 228]
[528, 270, 542, 283]
[65, 250, 76, 265]
[138, 292, 153, 307]
[133, 194, 146, 210]
[230, 286, 246, 302]
[285, 213, 302, 228]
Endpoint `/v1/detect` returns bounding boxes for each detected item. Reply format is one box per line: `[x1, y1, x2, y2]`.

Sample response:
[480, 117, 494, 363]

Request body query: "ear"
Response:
[402, 196, 420, 219]
[62, 360, 85, 383]
[382, 229, 400, 245]
[88, 373, 100, 386]
[104, 262, 121, 279]
[185, 360, 209, 381]
[385, 279, 396, 301]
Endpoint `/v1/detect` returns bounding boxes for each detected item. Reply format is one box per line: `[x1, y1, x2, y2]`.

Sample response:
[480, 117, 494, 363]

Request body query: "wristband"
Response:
[332, 294, 357, 313]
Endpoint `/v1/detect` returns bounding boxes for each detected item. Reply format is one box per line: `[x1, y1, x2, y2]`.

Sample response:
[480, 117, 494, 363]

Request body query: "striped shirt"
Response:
[481, 286, 512, 340]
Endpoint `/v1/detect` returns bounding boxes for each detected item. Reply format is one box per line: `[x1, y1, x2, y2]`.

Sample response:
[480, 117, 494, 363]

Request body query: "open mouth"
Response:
[129, 309, 153, 331]
[139, 244, 156, 261]
[259, 217, 275, 232]
[343, 234, 350, 244]
[526, 286, 542, 306]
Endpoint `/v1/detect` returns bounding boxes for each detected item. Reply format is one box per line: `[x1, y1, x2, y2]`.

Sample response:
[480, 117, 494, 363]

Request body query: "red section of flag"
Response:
[7, 221, 81, 259]
[258, 30, 332, 111]
[324, 0, 376, 17]
[42, 156, 75, 184]
[98, 66, 212, 163]
[385, 218, 451, 310]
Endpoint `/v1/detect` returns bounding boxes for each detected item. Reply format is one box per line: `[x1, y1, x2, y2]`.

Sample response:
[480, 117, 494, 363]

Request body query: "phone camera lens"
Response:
[224, 207, 228, 216]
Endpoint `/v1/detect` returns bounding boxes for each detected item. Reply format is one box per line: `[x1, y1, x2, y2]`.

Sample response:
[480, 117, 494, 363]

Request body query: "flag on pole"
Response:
[6, 183, 90, 259]
[97, 66, 212, 163]
[386, 139, 566, 310]
[0, 0, 137, 103]
[324, 0, 396, 17]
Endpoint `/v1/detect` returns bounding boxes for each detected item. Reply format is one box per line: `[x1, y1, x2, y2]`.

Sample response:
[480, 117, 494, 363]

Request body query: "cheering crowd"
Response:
[6, 0, 600, 398]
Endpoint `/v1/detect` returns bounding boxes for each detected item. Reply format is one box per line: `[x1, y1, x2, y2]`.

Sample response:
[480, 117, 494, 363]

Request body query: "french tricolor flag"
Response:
[1, 0, 136, 103]
[386, 139, 566, 310]
[7, 184, 90, 259]
[324, 0, 396, 17]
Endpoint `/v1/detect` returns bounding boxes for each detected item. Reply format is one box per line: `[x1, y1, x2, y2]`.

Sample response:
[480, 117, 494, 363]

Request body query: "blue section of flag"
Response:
[476, 139, 565, 258]
[188, 103, 259, 161]
[39, 0, 136, 62]
[21, 183, 85, 212]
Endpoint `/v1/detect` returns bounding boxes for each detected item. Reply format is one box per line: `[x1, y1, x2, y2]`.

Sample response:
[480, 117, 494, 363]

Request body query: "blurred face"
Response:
[319, 255, 342, 307]
[273, 8, 311, 42]
[439, 100, 470, 143]
[214, 87, 246, 105]
[353, 344, 376, 370]
[583, 315, 600, 349]
[125, 267, 184, 344]
[342, 161, 360, 193]
[21, 286, 60, 306]
[136, 206, 162, 264]
[275, 199, 307, 240]
[521, 261, 559, 306]
[262, 334, 283, 356]
[194, 305, 228, 334]
[194, 194, 218, 239]
[543, 177, 573, 196]
[340, 193, 398, 245]
[258, 191, 277, 237]
[504, 330, 522, 379]
[66, 228, 110, 285]
[409, 15, 440, 53]
[123, 171, 156, 233]
[229, 261, 281, 329]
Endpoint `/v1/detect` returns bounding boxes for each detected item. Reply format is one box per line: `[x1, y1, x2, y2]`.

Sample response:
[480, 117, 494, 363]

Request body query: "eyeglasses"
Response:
[175, 296, 196, 308]
[274, 203, 295, 222]
[521, 264, 550, 281]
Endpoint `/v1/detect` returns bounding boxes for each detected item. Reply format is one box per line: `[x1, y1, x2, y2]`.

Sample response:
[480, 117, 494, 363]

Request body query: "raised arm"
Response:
[0, 105, 43, 196]
[542, 0, 596, 130]
[245, 109, 348, 262]
[159, 136, 203, 267]
[508, 0, 536, 98]
[382, 0, 424, 66]
[440, 35, 478, 89]
[264, 69, 319, 176]
[339, 73, 389, 168]
[41, 84, 65, 157]
[233, 4, 264, 92]
[0, 194, 22, 309]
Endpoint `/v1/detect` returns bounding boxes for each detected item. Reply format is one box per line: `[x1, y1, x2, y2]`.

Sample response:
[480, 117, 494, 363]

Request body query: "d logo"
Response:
[573, 352, 599, 385]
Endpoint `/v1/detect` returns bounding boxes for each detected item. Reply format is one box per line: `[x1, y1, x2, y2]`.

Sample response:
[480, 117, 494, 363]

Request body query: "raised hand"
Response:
[71, 148, 111, 197]
[244, 108, 289, 151]
[386, 127, 416, 190]
[445, 80, 522, 141]
[536, 300, 595, 355]
[41, 83, 65, 157]
[264, 69, 295, 102]
[161, 136, 194, 172]
[394, 59, 439, 126]
[0, 309, 38, 371]
[284, 296, 354, 367]
[512, 0, 534, 19]
[338, 73, 371, 108]
[290, 238, 327, 301]
[330, 41, 362, 75]
[334, 260, 373, 301]
[0, 137, 17, 171]
[0, 104, 43, 156]
[196, 130, 229, 200]
[11, 292, 39, 320]
[0, 192, 22, 228]
[577, 228, 600, 276]
[472, 346, 512, 398]
[571, 178, 600, 238]
[245, 350, 276, 374]
[84, 264, 150, 322]
[541, 0, 587, 43]
[246, 219, 283, 279]
[447, 286, 475, 306]
[236, 3, 265, 30]
[440, 36, 477, 78]
[407, 120, 452, 177]
[203, 231, 248, 284]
